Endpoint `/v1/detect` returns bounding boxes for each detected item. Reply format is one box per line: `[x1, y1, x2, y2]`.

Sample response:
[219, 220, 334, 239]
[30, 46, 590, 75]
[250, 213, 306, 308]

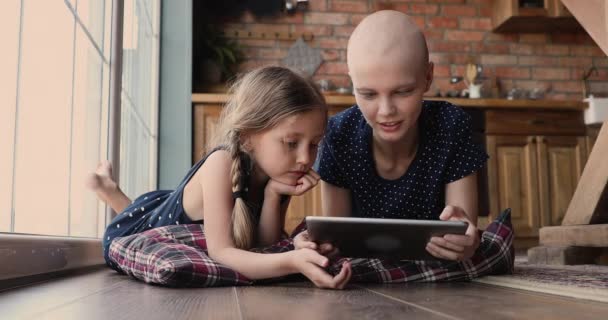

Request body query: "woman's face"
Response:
[247, 109, 326, 186]
[350, 58, 433, 144]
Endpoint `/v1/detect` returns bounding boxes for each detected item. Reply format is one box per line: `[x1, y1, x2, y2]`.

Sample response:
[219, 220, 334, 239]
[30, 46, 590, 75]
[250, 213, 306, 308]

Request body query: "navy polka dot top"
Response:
[315, 100, 488, 220]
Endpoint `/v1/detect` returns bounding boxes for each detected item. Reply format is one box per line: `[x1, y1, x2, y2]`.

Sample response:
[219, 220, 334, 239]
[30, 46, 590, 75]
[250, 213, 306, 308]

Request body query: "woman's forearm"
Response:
[445, 172, 479, 225]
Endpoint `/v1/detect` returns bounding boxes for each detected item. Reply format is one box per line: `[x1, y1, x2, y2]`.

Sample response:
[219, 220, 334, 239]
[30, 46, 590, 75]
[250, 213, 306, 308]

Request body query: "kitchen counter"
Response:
[192, 93, 587, 111]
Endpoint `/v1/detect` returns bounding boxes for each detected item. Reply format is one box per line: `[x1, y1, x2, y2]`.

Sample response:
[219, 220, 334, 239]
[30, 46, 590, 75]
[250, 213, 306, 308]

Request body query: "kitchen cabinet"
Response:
[485, 109, 587, 240]
[492, 0, 582, 33]
[486, 135, 587, 237]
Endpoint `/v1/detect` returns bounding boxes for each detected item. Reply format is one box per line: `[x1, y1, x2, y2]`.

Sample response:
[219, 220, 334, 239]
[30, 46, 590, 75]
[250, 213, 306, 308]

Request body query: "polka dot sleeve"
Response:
[443, 111, 488, 183]
[314, 123, 350, 189]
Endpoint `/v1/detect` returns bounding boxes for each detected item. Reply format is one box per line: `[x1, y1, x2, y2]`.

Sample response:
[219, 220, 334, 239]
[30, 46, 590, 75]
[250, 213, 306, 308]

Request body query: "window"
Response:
[119, 0, 160, 204]
[0, 0, 160, 281]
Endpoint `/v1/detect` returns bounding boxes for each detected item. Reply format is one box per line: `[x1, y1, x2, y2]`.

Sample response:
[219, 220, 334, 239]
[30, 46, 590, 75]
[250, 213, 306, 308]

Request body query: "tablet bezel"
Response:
[305, 216, 468, 260]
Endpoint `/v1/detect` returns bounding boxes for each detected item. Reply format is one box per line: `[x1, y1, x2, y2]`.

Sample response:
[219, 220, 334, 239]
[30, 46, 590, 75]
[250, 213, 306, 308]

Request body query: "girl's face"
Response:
[350, 58, 433, 144]
[247, 109, 326, 186]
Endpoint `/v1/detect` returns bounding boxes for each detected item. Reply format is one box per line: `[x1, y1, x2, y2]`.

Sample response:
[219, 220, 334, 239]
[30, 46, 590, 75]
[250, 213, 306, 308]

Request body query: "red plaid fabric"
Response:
[108, 224, 253, 287]
[108, 209, 513, 287]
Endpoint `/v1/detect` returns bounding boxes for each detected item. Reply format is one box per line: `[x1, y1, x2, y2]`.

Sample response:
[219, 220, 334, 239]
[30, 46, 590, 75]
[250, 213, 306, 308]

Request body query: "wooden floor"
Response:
[1, 268, 607, 320]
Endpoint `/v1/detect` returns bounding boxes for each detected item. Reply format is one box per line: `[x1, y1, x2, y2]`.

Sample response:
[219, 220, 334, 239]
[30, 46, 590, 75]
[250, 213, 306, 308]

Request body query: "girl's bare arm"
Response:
[258, 168, 320, 245]
[199, 151, 352, 289]
[197, 151, 299, 279]
[257, 191, 290, 247]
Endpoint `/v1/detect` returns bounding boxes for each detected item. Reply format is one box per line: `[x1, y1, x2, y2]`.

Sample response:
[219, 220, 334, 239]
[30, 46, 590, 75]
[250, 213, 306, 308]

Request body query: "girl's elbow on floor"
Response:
[207, 244, 233, 262]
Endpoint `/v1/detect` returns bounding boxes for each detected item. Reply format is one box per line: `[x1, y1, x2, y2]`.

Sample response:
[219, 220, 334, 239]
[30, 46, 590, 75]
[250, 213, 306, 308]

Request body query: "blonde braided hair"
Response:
[227, 129, 255, 249]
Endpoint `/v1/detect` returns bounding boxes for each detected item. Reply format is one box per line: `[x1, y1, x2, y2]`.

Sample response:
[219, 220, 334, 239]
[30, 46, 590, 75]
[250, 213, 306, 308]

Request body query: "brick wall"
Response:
[221, 0, 608, 100]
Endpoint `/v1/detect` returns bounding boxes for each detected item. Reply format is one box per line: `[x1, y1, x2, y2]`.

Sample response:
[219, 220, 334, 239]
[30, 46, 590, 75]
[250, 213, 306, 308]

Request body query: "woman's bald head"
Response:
[347, 10, 430, 80]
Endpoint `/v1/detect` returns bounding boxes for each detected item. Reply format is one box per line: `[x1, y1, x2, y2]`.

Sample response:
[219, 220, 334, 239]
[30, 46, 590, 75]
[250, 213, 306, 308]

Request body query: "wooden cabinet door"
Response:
[193, 104, 221, 164]
[284, 185, 322, 234]
[586, 124, 602, 157]
[487, 135, 540, 237]
[536, 136, 587, 227]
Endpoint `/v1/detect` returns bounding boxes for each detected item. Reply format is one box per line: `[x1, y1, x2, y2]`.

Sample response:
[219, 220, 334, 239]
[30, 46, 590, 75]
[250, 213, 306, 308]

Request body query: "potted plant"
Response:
[193, 1, 283, 90]
[194, 23, 244, 89]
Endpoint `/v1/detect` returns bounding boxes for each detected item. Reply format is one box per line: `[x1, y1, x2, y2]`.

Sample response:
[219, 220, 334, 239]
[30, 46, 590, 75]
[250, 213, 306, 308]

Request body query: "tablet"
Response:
[306, 216, 468, 260]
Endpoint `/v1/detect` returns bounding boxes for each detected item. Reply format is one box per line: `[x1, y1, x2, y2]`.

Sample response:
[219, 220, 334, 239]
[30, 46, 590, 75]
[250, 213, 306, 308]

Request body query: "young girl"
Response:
[89, 66, 351, 289]
[296, 11, 487, 262]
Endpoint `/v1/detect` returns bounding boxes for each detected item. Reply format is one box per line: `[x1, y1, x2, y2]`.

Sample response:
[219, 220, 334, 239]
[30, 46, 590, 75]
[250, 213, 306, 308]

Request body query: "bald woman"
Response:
[296, 11, 488, 262]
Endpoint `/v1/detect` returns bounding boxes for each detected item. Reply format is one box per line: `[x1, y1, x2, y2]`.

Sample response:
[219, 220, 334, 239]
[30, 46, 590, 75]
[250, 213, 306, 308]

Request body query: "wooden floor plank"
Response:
[361, 282, 608, 320]
[235, 281, 453, 320]
[35, 275, 240, 320]
[0, 269, 128, 320]
[4, 269, 608, 320]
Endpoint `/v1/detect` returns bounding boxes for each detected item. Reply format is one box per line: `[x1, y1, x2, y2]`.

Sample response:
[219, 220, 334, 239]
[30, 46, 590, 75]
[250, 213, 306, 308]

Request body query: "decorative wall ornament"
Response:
[281, 37, 322, 77]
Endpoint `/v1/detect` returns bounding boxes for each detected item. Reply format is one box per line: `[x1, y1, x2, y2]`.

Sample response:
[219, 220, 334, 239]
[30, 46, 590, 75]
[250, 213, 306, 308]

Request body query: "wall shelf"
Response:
[220, 28, 314, 41]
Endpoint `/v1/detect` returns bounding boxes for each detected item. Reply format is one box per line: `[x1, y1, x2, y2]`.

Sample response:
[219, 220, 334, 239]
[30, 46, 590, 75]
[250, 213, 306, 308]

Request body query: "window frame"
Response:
[0, 0, 135, 286]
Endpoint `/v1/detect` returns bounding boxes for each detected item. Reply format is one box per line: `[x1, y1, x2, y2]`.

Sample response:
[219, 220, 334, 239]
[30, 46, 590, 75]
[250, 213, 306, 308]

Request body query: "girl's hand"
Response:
[265, 169, 320, 197]
[426, 205, 480, 261]
[294, 230, 317, 250]
[294, 230, 339, 257]
[289, 249, 351, 289]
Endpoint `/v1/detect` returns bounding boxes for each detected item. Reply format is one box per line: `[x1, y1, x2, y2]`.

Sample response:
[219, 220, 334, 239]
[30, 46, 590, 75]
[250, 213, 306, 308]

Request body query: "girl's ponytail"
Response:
[228, 130, 255, 249]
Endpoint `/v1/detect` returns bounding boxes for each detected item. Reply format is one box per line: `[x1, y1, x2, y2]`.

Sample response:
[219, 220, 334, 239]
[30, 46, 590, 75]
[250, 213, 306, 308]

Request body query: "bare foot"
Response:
[87, 161, 132, 212]
[86, 160, 119, 204]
